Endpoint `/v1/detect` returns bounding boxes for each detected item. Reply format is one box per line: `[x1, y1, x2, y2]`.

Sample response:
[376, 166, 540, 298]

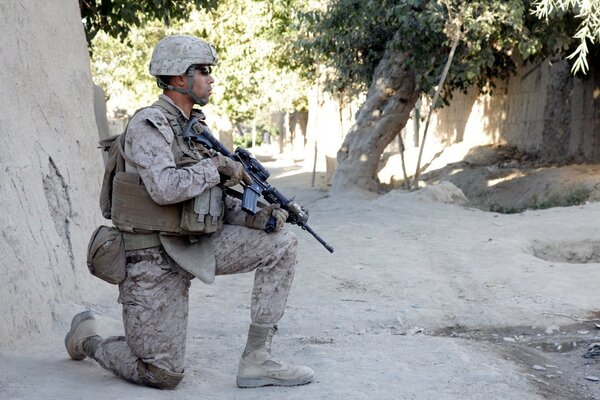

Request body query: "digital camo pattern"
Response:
[123, 107, 221, 205]
[94, 94, 298, 383]
[211, 225, 298, 324]
[150, 35, 217, 76]
[94, 247, 192, 379]
[224, 195, 249, 226]
[93, 226, 297, 380]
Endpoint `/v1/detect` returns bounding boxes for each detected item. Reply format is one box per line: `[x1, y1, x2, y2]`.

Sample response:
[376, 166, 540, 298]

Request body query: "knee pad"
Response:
[137, 360, 184, 390]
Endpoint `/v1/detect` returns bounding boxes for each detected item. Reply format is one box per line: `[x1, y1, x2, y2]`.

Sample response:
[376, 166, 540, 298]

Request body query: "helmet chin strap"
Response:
[157, 65, 209, 106]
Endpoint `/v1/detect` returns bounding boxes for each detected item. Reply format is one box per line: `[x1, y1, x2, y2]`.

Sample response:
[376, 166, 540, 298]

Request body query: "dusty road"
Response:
[2, 159, 600, 399]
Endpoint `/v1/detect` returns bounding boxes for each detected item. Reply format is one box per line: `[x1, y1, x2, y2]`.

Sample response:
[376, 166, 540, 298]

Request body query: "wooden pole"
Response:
[413, 33, 460, 190]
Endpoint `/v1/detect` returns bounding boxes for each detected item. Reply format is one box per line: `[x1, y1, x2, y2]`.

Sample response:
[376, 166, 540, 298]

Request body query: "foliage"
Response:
[293, 0, 395, 98]
[91, 27, 164, 112]
[295, 0, 578, 104]
[79, 0, 216, 44]
[194, 0, 309, 122]
[89, 1, 310, 126]
[234, 132, 264, 148]
[531, 0, 600, 74]
[535, 186, 591, 209]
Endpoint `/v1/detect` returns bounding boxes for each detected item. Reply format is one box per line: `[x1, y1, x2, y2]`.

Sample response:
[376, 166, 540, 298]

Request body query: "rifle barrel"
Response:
[301, 223, 334, 253]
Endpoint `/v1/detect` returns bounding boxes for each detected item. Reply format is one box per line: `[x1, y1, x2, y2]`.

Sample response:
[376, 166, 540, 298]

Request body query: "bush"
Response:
[233, 134, 262, 148]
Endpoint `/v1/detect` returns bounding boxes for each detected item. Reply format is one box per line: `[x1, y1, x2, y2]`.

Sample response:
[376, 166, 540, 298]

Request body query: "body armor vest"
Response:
[111, 98, 225, 236]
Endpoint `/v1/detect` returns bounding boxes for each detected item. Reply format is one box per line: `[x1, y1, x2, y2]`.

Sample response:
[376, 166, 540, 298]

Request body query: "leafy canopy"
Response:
[295, 0, 578, 103]
[531, 0, 600, 74]
[79, 0, 217, 43]
[89, 1, 310, 131]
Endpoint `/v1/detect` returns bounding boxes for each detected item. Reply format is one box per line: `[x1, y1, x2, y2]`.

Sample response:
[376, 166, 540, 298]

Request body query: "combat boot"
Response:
[65, 311, 102, 360]
[236, 323, 314, 388]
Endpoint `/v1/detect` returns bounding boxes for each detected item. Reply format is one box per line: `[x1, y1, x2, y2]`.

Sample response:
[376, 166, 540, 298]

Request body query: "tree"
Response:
[91, 28, 164, 113]
[79, 0, 217, 44]
[89, 1, 310, 135]
[532, 0, 600, 74]
[294, 0, 578, 192]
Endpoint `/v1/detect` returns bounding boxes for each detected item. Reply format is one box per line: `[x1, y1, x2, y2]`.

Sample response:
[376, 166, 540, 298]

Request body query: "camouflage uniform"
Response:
[91, 95, 297, 384]
[66, 35, 311, 389]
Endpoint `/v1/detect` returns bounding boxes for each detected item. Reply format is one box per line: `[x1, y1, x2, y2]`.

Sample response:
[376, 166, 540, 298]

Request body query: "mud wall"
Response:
[306, 58, 600, 186]
[0, 0, 106, 343]
[426, 59, 600, 163]
[305, 85, 361, 186]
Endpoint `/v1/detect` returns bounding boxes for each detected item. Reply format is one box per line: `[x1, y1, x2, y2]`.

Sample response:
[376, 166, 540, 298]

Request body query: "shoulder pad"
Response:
[135, 107, 172, 142]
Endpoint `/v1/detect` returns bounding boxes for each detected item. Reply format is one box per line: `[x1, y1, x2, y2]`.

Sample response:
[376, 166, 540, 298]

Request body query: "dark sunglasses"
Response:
[196, 65, 212, 76]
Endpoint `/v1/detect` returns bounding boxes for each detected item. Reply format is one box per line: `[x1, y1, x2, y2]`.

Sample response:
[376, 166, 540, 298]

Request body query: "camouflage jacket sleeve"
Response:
[124, 108, 221, 205]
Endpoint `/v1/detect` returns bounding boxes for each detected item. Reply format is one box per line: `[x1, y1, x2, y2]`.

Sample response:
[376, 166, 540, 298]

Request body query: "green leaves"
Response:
[89, 0, 310, 132]
[531, 0, 600, 74]
[80, 0, 218, 44]
[294, 0, 584, 104]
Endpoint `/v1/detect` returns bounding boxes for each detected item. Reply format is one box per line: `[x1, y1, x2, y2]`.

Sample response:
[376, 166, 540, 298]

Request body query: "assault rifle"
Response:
[183, 118, 334, 253]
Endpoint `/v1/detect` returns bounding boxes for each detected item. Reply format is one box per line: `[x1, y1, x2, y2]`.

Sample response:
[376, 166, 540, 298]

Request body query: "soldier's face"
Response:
[190, 65, 214, 103]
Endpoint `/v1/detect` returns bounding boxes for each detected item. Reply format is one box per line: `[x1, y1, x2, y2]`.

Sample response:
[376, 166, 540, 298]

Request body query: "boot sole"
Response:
[64, 311, 95, 361]
[236, 372, 313, 388]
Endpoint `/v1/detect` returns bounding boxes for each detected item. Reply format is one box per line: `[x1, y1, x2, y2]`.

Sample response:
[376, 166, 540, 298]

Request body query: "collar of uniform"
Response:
[159, 94, 207, 122]
[159, 94, 192, 120]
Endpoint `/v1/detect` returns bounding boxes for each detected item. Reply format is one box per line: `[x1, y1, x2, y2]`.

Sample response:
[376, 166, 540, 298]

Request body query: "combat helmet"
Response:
[149, 35, 217, 106]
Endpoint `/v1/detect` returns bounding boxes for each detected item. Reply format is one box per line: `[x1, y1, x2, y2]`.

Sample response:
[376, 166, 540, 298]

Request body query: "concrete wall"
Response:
[0, 0, 106, 343]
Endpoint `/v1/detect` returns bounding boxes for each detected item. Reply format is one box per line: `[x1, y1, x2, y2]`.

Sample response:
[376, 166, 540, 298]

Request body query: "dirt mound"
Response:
[421, 145, 600, 213]
[410, 181, 468, 205]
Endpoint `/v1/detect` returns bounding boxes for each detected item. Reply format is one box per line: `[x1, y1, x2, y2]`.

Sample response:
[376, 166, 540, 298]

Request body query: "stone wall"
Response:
[0, 0, 106, 343]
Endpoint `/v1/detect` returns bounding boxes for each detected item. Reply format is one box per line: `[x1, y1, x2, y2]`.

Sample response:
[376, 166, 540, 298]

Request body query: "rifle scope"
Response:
[235, 147, 270, 181]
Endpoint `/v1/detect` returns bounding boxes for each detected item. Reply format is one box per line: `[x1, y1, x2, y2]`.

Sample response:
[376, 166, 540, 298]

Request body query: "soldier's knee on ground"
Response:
[137, 360, 184, 390]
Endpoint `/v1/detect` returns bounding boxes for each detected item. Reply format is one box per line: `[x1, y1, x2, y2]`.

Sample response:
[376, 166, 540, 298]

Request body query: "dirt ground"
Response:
[3, 150, 600, 399]
[419, 144, 600, 213]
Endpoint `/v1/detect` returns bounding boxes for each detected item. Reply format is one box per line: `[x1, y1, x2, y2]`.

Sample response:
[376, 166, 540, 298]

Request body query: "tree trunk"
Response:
[332, 49, 419, 192]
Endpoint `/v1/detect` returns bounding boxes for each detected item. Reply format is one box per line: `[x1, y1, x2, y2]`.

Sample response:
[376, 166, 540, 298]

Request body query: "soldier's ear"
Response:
[172, 74, 187, 88]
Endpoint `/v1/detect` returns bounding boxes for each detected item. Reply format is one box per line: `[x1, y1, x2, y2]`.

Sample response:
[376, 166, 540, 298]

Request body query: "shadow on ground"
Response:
[433, 316, 600, 400]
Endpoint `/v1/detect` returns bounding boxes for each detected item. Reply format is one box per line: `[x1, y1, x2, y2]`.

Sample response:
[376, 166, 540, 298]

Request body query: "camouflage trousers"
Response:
[92, 225, 297, 386]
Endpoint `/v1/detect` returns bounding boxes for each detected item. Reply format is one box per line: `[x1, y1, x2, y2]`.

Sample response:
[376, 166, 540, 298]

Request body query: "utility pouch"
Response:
[86, 225, 126, 285]
[111, 172, 181, 233]
[180, 186, 224, 234]
[98, 134, 125, 219]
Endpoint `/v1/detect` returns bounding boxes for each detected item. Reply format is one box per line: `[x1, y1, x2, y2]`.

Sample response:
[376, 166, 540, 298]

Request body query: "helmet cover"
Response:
[149, 35, 217, 76]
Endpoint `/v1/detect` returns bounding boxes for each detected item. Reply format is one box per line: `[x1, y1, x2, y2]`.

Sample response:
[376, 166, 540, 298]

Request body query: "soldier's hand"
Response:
[212, 154, 252, 187]
[246, 204, 288, 232]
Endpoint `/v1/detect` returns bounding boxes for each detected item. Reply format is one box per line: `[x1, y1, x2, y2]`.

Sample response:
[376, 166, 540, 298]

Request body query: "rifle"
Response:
[183, 118, 334, 253]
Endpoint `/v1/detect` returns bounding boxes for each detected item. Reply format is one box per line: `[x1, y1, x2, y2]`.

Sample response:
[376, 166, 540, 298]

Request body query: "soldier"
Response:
[65, 35, 313, 390]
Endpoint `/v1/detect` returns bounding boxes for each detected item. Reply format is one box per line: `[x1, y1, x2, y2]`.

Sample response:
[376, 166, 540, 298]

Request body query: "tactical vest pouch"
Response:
[180, 186, 224, 234]
[87, 225, 126, 285]
[111, 172, 181, 233]
[99, 135, 125, 219]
